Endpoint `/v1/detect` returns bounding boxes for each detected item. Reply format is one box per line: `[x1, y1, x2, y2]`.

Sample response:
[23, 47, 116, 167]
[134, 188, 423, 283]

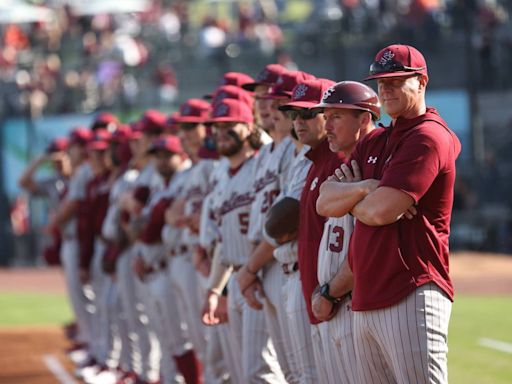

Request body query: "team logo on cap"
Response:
[215, 103, 229, 117]
[276, 76, 284, 85]
[379, 50, 395, 65]
[257, 69, 269, 82]
[214, 92, 227, 104]
[182, 105, 192, 115]
[322, 86, 337, 103]
[293, 84, 308, 100]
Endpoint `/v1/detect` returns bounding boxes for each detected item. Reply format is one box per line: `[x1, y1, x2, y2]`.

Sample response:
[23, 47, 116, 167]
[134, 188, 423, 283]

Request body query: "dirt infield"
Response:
[0, 252, 511, 384]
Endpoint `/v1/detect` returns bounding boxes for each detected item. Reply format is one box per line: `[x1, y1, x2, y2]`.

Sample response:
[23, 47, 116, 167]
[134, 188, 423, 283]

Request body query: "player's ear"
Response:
[418, 74, 428, 91]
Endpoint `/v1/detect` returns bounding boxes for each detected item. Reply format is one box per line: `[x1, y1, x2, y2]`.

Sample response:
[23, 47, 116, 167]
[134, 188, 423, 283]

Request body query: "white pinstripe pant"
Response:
[227, 272, 286, 383]
[353, 282, 452, 384]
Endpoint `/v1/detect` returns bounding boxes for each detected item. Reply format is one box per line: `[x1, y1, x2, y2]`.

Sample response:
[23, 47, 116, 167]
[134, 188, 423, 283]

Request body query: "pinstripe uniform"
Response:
[60, 163, 94, 347]
[316, 215, 357, 384]
[248, 138, 296, 383]
[272, 145, 317, 384]
[213, 155, 285, 383]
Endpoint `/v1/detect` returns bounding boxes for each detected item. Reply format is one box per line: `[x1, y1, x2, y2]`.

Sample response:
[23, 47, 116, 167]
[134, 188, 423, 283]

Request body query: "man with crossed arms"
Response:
[316, 44, 461, 384]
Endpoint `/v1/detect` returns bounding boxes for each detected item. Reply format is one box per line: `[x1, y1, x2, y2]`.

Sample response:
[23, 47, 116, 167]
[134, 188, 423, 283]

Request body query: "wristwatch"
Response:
[320, 283, 341, 304]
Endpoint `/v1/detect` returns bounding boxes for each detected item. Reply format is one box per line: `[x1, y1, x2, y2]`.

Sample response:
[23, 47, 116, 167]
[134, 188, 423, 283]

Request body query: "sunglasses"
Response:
[285, 109, 320, 121]
[369, 60, 425, 76]
[180, 123, 200, 131]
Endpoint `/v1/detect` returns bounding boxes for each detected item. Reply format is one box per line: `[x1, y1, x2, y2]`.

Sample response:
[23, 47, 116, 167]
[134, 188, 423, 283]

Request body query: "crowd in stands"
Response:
[1, 0, 511, 118]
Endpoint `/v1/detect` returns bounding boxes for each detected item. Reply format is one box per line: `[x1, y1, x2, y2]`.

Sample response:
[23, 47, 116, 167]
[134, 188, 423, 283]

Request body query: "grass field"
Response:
[0, 292, 511, 383]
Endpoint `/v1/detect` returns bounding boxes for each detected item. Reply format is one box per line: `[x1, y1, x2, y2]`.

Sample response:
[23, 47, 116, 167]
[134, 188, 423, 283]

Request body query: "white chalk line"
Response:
[478, 338, 512, 354]
[42, 354, 78, 384]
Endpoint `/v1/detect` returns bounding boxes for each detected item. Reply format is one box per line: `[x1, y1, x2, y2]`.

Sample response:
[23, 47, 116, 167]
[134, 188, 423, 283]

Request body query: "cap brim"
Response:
[207, 117, 253, 124]
[364, 70, 425, 81]
[260, 92, 290, 100]
[175, 116, 207, 123]
[202, 93, 213, 100]
[88, 142, 109, 150]
[278, 101, 318, 111]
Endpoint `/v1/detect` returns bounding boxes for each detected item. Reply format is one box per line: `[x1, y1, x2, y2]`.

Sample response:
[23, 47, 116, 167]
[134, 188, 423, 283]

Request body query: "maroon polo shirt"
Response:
[298, 138, 345, 324]
[348, 108, 461, 311]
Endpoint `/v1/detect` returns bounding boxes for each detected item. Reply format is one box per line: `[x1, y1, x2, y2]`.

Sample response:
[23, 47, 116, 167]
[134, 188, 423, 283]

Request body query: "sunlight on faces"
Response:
[89, 149, 108, 173]
[323, 108, 367, 154]
[291, 108, 326, 147]
[376, 75, 427, 120]
[270, 98, 293, 136]
[178, 122, 206, 157]
[254, 85, 273, 130]
[212, 121, 251, 157]
[154, 150, 182, 177]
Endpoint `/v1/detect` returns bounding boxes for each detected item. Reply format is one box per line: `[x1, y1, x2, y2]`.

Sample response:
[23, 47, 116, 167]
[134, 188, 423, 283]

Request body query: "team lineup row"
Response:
[20, 43, 461, 384]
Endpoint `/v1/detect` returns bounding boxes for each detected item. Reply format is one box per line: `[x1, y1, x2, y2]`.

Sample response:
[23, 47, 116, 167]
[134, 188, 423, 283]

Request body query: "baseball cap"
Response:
[175, 99, 211, 123]
[69, 127, 93, 146]
[147, 135, 184, 155]
[165, 112, 180, 135]
[242, 64, 288, 91]
[91, 112, 119, 132]
[279, 78, 336, 111]
[139, 110, 167, 135]
[87, 129, 112, 151]
[46, 137, 69, 154]
[364, 44, 428, 81]
[263, 71, 316, 99]
[208, 98, 253, 124]
[212, 85, 254, 109]
[204, 72, 255, 99]
[110, 124, 133, 143]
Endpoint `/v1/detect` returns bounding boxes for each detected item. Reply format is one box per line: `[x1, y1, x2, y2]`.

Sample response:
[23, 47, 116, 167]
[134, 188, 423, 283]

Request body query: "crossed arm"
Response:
[316, 160, 416, 226]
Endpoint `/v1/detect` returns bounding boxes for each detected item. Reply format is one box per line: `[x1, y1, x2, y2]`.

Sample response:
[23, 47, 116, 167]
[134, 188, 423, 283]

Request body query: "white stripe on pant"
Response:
[353, 282, 452, 384]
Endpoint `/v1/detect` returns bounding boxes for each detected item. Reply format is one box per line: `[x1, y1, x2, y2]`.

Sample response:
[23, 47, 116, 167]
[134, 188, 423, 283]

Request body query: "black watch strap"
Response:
[320, 283, 341, 304]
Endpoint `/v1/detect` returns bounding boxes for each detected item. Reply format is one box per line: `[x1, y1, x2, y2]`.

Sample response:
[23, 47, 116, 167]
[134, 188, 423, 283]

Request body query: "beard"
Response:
[216, 130, 245, 157]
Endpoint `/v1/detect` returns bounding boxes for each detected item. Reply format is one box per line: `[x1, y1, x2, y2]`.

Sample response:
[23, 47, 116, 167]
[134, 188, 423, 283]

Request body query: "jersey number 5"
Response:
[327, 225, 344, 253]
[238, 212, 249, 234]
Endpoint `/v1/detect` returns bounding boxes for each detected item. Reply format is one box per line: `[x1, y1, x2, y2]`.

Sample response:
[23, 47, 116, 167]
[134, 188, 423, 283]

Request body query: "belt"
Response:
[169, 245, 189, 257]
[146, 260, 168, 274]
[282, 262, 298, 275]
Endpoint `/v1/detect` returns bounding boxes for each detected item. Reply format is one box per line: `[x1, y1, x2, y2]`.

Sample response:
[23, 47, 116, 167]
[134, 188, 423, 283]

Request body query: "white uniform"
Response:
[213, 155, 285, 384]
[273, 145, 317, 384]
[315, 215, 357, 384]
[59, 163, 93, 346]
[247, 138, 296, 383]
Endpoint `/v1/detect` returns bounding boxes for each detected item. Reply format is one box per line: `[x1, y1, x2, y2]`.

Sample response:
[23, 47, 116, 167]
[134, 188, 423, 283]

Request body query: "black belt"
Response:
[170, 245, 189, 257]
[282, 262, 298, 275]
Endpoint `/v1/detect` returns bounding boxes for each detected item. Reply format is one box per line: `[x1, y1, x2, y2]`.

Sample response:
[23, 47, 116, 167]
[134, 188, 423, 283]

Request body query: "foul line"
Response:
[478, 338, 512, 354]
[42, 354, 78, 384]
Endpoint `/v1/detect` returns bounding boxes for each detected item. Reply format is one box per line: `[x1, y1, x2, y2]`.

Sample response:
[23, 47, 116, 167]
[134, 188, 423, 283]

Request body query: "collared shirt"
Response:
[348, 108, 461, 311]
[298, 138, 345, 324]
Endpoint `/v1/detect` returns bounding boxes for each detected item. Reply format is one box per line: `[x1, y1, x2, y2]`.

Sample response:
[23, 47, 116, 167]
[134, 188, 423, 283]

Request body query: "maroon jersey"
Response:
[79, 170, 111, 269]
[298, 138, 345, 324]
[139, 196, 173, 244]
[348, 108, 461, 311]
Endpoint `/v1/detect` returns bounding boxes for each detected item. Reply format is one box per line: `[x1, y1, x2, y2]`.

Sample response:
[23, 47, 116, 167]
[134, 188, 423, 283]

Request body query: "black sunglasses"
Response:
[285, 109, 320, 121]
[180, 122, 199, 131]
[369, 60, 425, 76]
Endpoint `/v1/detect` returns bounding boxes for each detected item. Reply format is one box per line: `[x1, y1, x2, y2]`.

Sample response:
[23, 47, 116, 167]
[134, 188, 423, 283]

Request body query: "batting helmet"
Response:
[313, 81, 381, 121]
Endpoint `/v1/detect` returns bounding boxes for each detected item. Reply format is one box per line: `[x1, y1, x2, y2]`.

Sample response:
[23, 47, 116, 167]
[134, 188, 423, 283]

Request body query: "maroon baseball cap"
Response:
[147, 135, 184, 155]
[208, 98, 253, 124]
[212, 85, 254, 109]
[91, 112, 119, 131]
[263, 71, 317, 99]
[204, 72, 255, 99]
[69, 127, 93, 146]
[279, 78, 336, 111]
[46, 137, 69, 153]
[139, 110, 167, 134]
[242, 64, 288, 91]
[364, 44, 428, 81]
[110, 124, 133, 143]
[87, 129, 112, 151]
[165, 112, 180, 135]
[175, 99, 211, 123]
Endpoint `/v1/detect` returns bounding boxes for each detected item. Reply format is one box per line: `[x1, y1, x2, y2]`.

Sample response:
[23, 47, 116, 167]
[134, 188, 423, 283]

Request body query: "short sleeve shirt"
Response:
[348, 108, 461, 311]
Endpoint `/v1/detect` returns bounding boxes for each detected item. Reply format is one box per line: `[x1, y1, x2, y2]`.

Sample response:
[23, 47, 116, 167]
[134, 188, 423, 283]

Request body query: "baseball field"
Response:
[0, 252, 511, 384]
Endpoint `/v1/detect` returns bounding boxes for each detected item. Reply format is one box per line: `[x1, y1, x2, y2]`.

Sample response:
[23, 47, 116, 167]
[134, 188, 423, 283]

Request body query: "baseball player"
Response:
[51, 127, 94, 364]
[316, 44, 461, 384]
[19, 137, 71, 267]
[202, 98, 285, 383]
[236, 71, 318, 384]
[309, 81, 381, 384]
